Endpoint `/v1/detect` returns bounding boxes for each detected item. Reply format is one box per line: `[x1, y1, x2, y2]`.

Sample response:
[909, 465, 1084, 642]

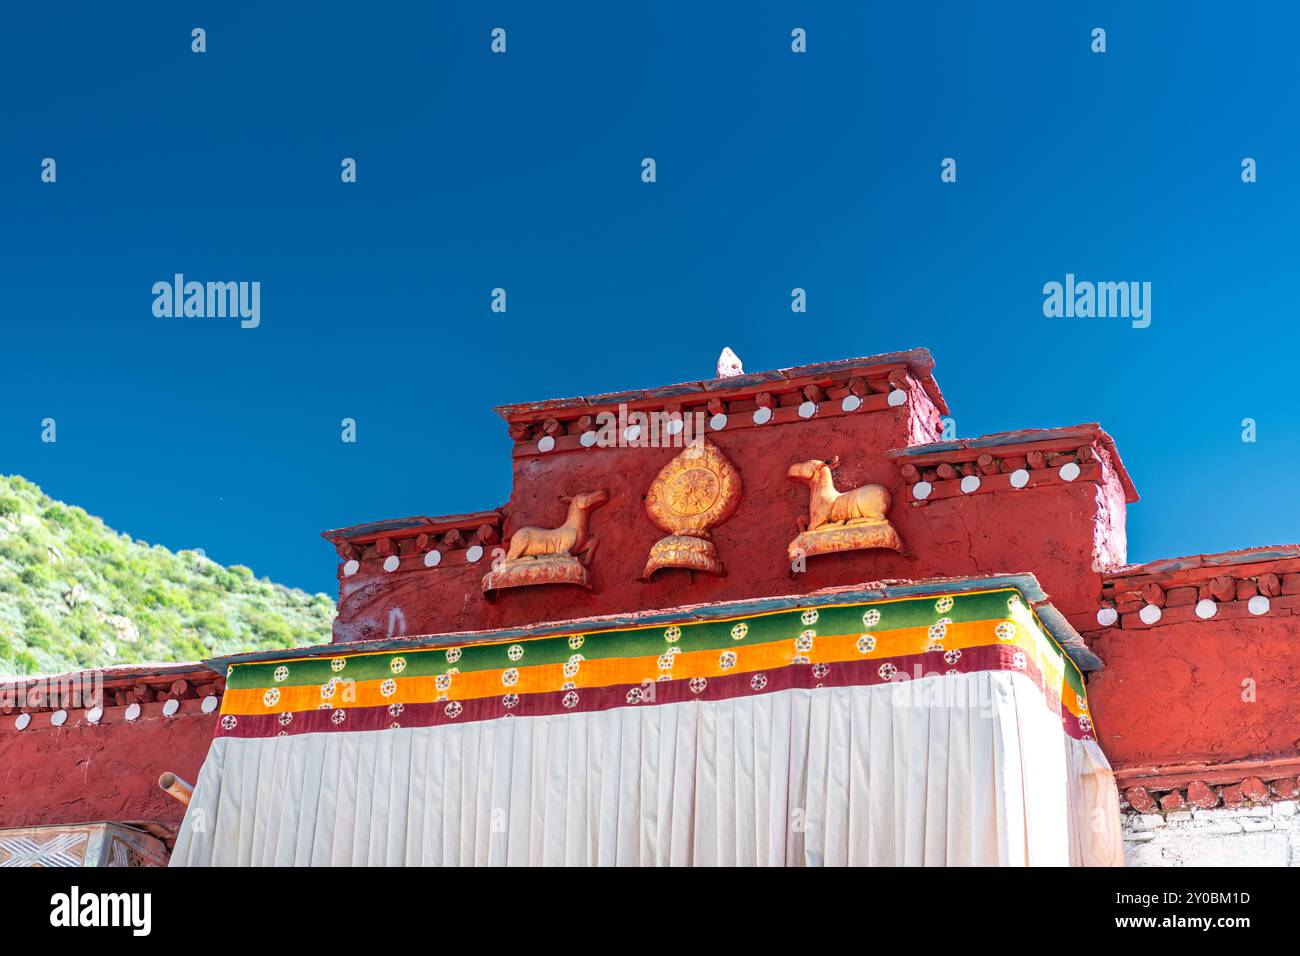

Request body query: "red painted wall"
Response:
[334, 395, 1128, 643]
[1087, 617, 1300, 772]
[0, 704, 215, 830]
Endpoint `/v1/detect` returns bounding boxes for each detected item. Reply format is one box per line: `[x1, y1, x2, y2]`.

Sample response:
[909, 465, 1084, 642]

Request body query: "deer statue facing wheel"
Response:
[483, 490, 609, 595]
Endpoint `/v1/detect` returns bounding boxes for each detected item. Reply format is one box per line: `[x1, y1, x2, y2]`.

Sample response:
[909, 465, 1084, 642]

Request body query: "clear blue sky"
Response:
[3, 2, 1297, 595]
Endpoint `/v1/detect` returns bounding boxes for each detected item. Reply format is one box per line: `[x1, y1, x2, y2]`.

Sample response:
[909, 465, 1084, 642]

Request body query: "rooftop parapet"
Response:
[887, 424, 1138, 506]
[494, 348, 947, 460]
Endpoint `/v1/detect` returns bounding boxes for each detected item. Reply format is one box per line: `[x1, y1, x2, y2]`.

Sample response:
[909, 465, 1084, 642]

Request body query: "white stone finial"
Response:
[716, 347, 744, 378]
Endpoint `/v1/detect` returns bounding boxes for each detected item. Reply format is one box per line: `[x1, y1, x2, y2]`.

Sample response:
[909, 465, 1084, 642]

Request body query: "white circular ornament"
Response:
[709, 413, 728, 431]
[887, 389, 907, 407]
[1096, 607, 1118, 627]
[51, 709, 68, 727]
[1139, 604, 1162, 625]
[343, 560, 360, 576]
[912, 481, 932, 501]
[580, 430, 598, 448]
[1059, 462, 1081, 482]
[424, 549, 442, 567]
[162, 698, 180, 717]
[537, 435, 555, 453]
[841, 394, 862, 412]
[125, 703, 142, 721]
[201, 695, 219, 714]
[383, 555, 401, 573]
[466, 545, 484, 563]
[1195, 599, 1217, 619]
[798, 401, 817, 419]
[1010, 469, 1030, 489]
[86, 706, 104, 724]
[14, 713, 31, 731]
[1248, 595, 1270, 616]
[752, 406, 773, 425]
[960, 475, 980, 494]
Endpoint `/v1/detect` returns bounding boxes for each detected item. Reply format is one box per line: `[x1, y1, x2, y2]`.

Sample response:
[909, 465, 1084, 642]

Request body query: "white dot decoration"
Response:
[841, 394, 862, 413]
[624, 424, 641, 443]
[887, 389, 907, 407]
[162, 698, 180, 717]
[424, 549, 442, 568]
[1058, 462, 1081, 482]
[579, 430, 598, 447]
[665, 418, 684, 435]
[960, 475, 981, 494]
[125, 702, 142, 721]
[709, 413, 728, 431]
[381, 554, 400, 573]
[343, 560, 360, 576]
[752, 406, 773, 425]
[201, 695, 219, 714]
[537, 435, 555, 453]
[912, 481, 933, 501]
[1195, 599, 1217, 620]
[1248, 595, 1270, 616]
[15, 713, 30, 731]
[1010, 469, 1030, 489]
[50, 709, 67, 727]
[797, 401, 817, 419]
[1138, 604, 1162, 625]
[466, 545, 484, 563]
[86, 706, 103, 724]
[1095, 607, 1119, 627]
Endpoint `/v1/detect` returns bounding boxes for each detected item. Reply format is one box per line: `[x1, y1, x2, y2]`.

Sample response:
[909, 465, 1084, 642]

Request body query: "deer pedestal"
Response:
[787, 520, 903, 563]
[482, 553, 593, 595]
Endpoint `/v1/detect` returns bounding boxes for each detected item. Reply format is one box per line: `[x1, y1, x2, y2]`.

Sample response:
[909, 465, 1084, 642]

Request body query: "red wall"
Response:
[0, 704, 215, 830]
[334, 400, 1126, 643]
[1086, 617, 1300, 772]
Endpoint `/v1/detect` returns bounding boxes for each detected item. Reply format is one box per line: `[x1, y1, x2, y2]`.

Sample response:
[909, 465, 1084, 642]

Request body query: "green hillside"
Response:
[0, 474, 335, 676]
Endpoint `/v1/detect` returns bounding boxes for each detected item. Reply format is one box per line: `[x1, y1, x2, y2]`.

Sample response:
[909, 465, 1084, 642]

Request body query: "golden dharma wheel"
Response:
[644, 440, 742, 537]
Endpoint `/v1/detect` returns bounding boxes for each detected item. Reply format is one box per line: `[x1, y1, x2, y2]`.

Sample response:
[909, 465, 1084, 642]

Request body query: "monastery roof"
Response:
[492, 347, 949, 420]
[889, 423, 1139, 504]
[322, 509, 502, 546]
[1103, 545, 1300, 580]
[1085, 544, 1300, 635]
[1, 661, 219, 717]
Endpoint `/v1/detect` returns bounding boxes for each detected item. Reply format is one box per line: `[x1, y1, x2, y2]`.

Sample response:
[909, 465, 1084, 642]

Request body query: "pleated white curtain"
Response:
[170, 671, 1122, 866]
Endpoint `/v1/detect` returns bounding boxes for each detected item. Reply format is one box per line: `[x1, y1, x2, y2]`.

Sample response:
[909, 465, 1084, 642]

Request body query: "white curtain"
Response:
[171, 671, 1122, 866]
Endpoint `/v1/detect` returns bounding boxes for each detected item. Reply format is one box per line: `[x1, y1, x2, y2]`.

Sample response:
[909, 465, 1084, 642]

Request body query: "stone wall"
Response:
[1124, 802, 1300, 866]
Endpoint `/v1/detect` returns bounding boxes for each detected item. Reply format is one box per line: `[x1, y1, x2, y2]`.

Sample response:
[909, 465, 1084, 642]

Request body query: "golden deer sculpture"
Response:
[506, 490, 609, 563]
[786, 456, 902, 560]
[483, 489, 610, 595]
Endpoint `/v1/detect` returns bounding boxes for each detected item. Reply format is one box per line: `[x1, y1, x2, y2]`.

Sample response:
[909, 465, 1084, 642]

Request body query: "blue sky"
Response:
[3, 2, 1298, 595]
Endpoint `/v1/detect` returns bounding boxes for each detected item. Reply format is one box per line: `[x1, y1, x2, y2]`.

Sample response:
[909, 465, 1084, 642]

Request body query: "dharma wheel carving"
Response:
[642, 440, 741, 578]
